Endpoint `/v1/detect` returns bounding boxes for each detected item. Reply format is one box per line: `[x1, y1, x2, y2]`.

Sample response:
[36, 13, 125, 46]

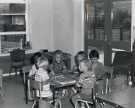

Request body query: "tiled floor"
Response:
[0, 75, 135, 108]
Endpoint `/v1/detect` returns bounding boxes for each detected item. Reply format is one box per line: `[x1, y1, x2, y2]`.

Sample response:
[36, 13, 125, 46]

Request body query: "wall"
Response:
[53, 0, 74, 54]
[53, 0, 84, 55]
[131, 0, 135, 51]
[29, 0, 53, 51]
[73, 0, 84, 55]
[28, 0, 84, 54]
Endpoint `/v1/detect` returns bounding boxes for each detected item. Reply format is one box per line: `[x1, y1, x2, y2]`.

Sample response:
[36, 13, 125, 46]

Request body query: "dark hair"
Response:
[89, 49, 99, 59]
[74, 51, 87, 66]
[54, 50, 63, 55]
[30, 52, 42, 64]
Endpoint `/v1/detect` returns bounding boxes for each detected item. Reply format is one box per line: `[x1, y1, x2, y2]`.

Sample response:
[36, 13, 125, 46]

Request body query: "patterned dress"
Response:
[51, 61, 67, 74]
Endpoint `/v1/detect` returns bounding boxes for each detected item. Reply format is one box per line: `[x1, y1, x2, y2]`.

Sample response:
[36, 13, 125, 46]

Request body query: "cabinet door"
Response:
[111, 0, 131, 51]
[84, 0, 131, 65]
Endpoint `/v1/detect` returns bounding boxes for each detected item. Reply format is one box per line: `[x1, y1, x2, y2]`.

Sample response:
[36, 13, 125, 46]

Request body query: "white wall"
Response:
[53, 0, 74, 53]
[28, 0, 84, 54]
[53, 0, 84, 55]
[29, 0, 53, 50]
[131, 0, 135, 51]
[73, 0, 84, 55]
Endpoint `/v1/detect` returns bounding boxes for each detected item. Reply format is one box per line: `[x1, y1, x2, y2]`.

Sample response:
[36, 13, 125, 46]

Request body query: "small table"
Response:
[50, 73, 78, 104]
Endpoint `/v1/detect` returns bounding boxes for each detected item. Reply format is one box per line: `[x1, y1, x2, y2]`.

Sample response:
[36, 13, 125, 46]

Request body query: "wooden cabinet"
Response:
[84, 0, 132, 65]
[0, 0, 29, 54]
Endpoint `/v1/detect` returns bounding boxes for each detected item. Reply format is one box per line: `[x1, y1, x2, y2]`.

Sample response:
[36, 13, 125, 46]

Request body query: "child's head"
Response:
[37, 56, 49, 70]
[31, 52, 42, 65]
[54, 50, 63, 63]
[89, 49, 99, 63]
[79, 59, 92, 73]
[75, 51, 87, 67]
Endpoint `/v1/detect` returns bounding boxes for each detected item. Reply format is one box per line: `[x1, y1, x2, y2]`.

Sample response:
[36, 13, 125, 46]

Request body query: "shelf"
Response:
[0, 31, 26, 35]
[0, 13, 25, 16]
[0, 0, 28, 54]
[0, 0, 26, 4]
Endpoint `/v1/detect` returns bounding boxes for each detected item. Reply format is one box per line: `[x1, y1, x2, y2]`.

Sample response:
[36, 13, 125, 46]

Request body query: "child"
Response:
[89, 49, 105, 94]
[29, 52, 42, 77]
[71, 59, 96, 108]
[73, 51, 87, 75]
[33, 56, 53, 108]
[51, 50, 67, 75]
[35, 57, 52, 98]
[28, 52, 42, 100]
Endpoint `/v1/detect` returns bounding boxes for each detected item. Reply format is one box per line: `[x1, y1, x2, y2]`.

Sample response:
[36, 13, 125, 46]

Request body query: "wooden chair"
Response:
[31, 79, 61, 108]
[10, 48, 25, 76]
[75, 88, 96, 108]
[0, 69, 3, 96]
[104, 66, 113, 94]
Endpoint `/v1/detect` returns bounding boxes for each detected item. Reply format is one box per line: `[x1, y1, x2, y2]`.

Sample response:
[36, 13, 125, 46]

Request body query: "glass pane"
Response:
[1, 34, 26, 53]
[0, 3, 26, 32]
[0, 16, 25, 32]
[111, 0, 131, 41]
[0, 3, 25, 14]
[85, 0, 105, 40]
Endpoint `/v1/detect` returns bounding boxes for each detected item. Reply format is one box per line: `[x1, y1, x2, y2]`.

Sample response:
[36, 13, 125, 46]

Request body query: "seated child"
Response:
[73, 51, 87, 75]
[71, 59, 96, 108]
[51, 50, 67, 75]
[89, 49, 106, 94]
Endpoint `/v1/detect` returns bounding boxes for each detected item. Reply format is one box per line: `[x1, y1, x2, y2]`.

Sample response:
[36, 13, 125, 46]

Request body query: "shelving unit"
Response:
[0, 0, 29, 54]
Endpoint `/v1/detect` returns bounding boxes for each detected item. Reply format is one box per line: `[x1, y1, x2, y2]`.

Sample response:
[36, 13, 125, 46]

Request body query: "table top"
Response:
[50, 73, 78, 89]
[96, 87, 135, 108]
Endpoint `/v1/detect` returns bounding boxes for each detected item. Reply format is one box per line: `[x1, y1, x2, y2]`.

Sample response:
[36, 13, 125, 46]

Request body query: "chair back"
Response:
[62, 52, 71, 70]
[112, 51, 132, 66]
[10, 48, 25, 62]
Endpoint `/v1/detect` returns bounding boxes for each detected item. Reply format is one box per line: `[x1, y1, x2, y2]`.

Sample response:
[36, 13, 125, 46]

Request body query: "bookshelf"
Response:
[84, 0, 131, 65]
[0, 0, 29, 54]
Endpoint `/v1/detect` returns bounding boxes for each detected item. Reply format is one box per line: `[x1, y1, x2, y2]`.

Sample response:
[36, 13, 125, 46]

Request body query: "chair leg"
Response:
[75, 101, 79, 108]
[53, 99, 61, 108]
[14, 68, 17, 76]
[9, 67, 13, 76]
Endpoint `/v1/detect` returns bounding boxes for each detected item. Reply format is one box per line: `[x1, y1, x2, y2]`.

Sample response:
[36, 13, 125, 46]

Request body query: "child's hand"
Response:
[76, 82, 82, 88]
[75, 82, 82, 93]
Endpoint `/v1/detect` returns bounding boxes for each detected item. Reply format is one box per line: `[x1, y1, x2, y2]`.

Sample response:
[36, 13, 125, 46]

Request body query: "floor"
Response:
[0, 76, 32, 108]
[0, 75, 135, 108]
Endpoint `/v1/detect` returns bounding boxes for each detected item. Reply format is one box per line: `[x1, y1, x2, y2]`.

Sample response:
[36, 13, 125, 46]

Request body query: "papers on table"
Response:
[55, 75, 76, 85]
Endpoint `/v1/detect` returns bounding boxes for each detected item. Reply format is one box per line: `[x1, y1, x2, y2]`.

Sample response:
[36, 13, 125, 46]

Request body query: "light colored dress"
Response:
[29, 64, 38, 77]
[35, 68, 52, 98]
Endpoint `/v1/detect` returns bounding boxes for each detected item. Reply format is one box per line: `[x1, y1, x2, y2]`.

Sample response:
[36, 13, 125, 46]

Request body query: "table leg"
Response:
[25, 75, 28, 104]
[52, 87, 55, 105]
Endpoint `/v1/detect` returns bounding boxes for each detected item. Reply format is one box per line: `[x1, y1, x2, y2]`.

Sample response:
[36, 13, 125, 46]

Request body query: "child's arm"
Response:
[29, 65, 37, 77]
[62, 62, 68, 73]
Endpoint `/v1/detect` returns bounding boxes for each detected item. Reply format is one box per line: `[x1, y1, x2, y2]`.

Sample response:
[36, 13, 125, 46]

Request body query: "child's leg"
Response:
[39, 100, 52, 108]
[71, 93, 81, 108]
